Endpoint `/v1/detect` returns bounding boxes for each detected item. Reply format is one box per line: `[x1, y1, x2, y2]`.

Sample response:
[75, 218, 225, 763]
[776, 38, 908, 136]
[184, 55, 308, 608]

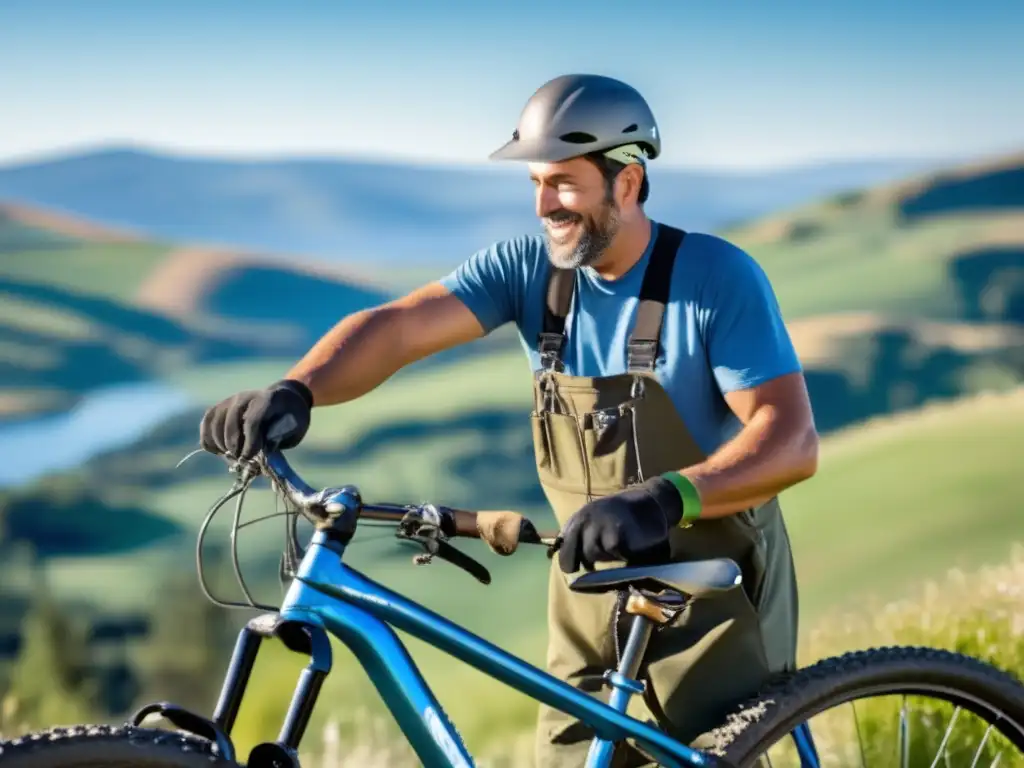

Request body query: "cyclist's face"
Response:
[529, 158, 621, 270]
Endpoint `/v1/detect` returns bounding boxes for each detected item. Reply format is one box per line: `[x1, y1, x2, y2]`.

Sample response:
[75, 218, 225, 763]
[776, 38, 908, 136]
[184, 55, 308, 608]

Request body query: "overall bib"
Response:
[531, 225, 800, 767]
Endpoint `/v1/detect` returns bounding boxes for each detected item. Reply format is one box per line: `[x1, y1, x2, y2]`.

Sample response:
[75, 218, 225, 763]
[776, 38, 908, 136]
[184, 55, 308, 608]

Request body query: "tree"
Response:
[136, 558, 240, 715]
[5, 578, 95, 729]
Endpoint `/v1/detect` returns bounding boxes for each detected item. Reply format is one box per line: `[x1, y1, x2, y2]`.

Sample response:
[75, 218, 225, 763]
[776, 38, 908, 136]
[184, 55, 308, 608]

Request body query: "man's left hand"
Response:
[557, 476, 684, 574]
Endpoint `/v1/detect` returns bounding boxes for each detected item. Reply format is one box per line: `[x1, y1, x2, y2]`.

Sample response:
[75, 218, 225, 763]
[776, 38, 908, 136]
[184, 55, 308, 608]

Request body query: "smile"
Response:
[547, 219, 578, 236]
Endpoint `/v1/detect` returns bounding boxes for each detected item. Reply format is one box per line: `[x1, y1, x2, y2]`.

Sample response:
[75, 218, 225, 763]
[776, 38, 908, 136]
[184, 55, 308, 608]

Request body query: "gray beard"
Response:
[544, 210, 621, 270]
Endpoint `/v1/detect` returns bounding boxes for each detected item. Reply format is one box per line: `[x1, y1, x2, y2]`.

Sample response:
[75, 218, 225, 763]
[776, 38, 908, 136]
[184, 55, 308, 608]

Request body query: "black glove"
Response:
[199, 379, 314, 462]
[557, 476, 684, 574]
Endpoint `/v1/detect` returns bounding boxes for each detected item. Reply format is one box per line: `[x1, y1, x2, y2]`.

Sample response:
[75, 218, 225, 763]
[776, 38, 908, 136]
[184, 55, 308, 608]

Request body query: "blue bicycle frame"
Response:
[212, 528, 721, 768]
[200, 450, 822, 767]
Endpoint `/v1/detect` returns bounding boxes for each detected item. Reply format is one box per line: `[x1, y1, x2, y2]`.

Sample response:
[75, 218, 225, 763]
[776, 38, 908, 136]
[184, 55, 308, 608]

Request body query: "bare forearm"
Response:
[281, 283, 485, 408]
[678, 405, 819, 518]
[284, 306, 407, 406]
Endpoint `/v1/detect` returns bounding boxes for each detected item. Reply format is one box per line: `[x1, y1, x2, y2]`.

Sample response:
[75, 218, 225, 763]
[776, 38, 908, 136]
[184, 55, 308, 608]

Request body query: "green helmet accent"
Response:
[490, 74, 661, 164]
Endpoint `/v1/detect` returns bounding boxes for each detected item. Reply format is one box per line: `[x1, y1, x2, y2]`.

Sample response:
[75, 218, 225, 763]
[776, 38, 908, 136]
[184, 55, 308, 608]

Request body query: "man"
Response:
[199, 74, 819, 766]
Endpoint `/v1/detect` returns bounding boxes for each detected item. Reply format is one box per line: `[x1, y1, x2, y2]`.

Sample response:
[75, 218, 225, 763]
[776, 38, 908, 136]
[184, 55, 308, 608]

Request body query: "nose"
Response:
[535, 184, 561, 219]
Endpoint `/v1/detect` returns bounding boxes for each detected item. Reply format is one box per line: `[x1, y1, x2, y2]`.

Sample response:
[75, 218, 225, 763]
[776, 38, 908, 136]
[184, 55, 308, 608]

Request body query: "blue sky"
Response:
[1, 0, 1021, 169]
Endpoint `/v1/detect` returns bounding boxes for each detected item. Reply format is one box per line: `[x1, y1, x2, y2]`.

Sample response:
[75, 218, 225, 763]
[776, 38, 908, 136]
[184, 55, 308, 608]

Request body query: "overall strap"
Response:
[627, 224, 686, 372]
[536, 223, 687, 374]
[538, 266, 575, 372]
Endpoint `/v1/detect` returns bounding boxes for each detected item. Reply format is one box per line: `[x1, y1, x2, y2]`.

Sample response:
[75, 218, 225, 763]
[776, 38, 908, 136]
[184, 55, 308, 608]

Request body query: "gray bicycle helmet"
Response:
[489, 74, 661, 164]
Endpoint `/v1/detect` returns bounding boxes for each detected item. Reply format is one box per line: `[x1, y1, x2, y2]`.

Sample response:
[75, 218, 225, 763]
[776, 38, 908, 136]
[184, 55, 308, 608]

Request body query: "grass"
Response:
[729, 202, 1022, 323]
[32, 352, 1024, 613]
[0, 228, 191, 418]
[8, 551, 1024, 766]
[762, 548, 1024, 767]
[777, 385, 1024, 618]
[228, 546, 1024, 766]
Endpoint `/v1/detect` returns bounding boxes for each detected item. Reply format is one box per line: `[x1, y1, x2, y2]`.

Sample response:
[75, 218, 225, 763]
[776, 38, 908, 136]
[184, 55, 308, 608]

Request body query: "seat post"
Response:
[584, 593, 681, 767]
[618, 612, 654, 683]
[603, 600, 655, 715]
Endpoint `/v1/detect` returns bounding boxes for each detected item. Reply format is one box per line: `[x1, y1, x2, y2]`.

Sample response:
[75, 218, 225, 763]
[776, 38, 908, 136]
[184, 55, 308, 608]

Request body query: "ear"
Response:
[615, 164, 646, 206]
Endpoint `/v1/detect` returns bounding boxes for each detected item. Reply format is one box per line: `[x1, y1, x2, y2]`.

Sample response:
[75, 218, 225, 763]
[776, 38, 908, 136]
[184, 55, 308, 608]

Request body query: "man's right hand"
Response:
[199, 379, 314, 461]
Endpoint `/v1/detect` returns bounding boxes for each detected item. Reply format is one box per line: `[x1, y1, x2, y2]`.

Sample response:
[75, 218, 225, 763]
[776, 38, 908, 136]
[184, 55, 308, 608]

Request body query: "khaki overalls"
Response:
[530, 224, 800, 767]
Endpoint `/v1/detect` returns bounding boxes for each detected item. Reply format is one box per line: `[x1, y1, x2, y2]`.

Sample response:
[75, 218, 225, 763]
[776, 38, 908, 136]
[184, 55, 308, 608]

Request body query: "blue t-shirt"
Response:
[438, 221, 802, 456]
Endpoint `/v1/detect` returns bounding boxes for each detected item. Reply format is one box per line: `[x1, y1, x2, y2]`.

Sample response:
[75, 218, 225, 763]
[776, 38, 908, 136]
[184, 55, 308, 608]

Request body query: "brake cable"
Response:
[193, 459, 281, 612]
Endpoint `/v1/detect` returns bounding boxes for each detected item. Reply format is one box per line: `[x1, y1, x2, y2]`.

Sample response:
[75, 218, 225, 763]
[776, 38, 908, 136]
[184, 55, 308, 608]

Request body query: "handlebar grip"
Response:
[475, 510, 552, 556]
[266, 414, 299, 448]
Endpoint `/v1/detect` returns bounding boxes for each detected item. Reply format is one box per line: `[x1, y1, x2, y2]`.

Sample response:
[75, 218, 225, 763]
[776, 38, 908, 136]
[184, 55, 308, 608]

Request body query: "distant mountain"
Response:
[0, 146, 951, 270]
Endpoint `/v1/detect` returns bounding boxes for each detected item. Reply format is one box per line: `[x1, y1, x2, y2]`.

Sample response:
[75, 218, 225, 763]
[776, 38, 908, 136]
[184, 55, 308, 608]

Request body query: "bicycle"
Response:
[3, 448, 1024, 767]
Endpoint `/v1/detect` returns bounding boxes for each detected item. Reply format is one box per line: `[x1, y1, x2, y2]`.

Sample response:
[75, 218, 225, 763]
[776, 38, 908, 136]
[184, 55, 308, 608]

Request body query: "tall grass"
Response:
[295, 546, 1024, 767]
[2, 548, 1022, 766]
[757, 544, 1024, 767]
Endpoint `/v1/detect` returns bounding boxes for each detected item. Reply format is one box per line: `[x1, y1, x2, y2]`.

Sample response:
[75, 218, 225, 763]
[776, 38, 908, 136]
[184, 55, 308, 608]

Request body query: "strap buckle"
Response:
[626, 339, 658, 372]
[538, 332, 566, 373]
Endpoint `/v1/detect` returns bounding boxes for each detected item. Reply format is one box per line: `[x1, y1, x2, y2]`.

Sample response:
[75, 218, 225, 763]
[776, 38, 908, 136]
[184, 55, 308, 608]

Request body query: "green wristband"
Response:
[661, 472, 702, 528]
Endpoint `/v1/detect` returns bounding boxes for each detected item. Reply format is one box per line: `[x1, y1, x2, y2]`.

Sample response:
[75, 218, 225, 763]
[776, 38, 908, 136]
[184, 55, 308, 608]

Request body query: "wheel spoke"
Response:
[849, 700, 867, 768]
[898, 695, 910, 768]
[968, 722, 996, 768]
[700, 648, 1024, 767]
[927, 705, 960, 768]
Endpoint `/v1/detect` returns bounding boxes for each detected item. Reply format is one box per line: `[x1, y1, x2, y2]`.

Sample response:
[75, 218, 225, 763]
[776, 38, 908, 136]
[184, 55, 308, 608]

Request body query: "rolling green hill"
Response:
[0, 202, 396, 422]
[3, 150, 1021, 609]
[724, 151, 1024, 323]
[726, 151, 1024, 429]
[0, 150, 1021, 745]
[2, 150, 1021, 425]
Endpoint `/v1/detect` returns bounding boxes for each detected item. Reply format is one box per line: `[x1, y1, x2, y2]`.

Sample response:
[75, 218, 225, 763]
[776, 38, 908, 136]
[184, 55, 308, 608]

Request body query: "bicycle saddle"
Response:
[568, 558, 742, 599]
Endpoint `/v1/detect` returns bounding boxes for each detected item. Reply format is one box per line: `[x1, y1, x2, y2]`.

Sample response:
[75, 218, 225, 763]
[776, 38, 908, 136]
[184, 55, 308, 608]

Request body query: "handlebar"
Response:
[256, 449, 560, 585]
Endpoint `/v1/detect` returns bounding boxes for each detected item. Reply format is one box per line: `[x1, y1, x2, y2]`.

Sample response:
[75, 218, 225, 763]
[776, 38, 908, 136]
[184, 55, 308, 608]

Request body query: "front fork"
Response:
[212, 613, 333, 767]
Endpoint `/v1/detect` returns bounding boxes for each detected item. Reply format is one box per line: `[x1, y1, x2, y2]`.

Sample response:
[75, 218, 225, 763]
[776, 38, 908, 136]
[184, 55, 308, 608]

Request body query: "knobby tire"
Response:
[3, 648, 1023, 767]
[704, 645, 1024, 766]
[0, 724, 238, 767]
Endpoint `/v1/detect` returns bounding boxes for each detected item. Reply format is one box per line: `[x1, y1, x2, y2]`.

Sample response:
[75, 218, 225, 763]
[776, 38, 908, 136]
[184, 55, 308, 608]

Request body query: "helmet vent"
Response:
[622, 124, 639, 133]
[559, 132, 598, 144]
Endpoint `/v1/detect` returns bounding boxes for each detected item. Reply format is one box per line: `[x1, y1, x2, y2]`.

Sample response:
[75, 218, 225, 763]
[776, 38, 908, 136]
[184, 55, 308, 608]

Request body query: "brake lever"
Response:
[396, 505, 492, 585]
[433, 540, 491, 585]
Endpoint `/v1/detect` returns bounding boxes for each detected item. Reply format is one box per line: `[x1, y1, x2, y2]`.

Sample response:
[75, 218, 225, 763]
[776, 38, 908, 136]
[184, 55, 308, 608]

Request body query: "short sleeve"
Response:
[701, 238, 802, 393]
[438, 239, 523, 334]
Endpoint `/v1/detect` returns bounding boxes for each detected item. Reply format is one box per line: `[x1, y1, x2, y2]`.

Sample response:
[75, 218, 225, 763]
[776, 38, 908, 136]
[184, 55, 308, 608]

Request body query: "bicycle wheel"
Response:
[704, 646, 1024, 767]
[0, 724, 239, 767]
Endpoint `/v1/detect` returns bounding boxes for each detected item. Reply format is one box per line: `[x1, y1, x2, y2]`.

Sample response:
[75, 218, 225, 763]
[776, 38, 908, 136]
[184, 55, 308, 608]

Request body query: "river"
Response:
[0, 381, 196, 487]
